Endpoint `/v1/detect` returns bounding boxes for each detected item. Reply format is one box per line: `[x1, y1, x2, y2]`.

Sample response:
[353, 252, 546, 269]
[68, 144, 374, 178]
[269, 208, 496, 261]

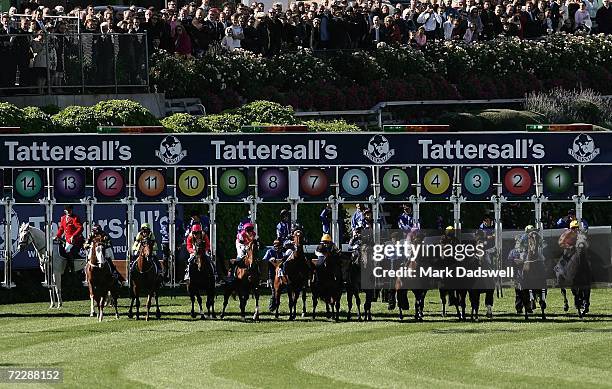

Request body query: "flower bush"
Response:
[150, 34, 612, 112]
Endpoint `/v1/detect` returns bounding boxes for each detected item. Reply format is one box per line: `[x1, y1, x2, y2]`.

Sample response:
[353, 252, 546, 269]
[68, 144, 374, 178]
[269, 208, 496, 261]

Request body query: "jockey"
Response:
[276, 209, 291, 243]
[130, 223, 160, 274]
[263, 239, 284, 311]
[350, 203, 365, 231]
[229, 222, 256, 280]
[479, 214, 496, 251]
[184, 223, 214, 281]
[557, 209, 589, 229]
[398, 204, 416, 235]
[320, 204, 332, 234]
[54, 204, 85, 272]
[184, 210, 210, 238]
[477, 216, 496, 318]
[84, 224, 121, 283]
[237, 211, 253, 233]
[314, 234, 339, 268]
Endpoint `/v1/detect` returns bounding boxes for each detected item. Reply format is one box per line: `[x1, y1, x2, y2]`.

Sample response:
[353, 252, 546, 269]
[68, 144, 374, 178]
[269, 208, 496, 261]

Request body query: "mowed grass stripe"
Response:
[0, 289, 611, 388]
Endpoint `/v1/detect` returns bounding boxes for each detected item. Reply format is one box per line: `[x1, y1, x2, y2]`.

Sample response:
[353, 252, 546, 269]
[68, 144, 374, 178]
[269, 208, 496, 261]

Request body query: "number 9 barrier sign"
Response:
[136, 168, 167, 200]
[339, 167, 372, 199]
[54, 168, 85, 201]
[258, 167, 288, 200]
[177, 168, 208, 201]
[218, 168, 248, 200]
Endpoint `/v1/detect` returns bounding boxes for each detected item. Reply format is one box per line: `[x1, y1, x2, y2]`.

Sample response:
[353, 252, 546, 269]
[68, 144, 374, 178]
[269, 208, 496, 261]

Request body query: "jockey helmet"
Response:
[570, 220, 579, 229]
[320, 234, 333, 243]
[280, 209, 289, 217]
[283, 240, 293, 248]
[445, 226, 454, 232]
[92, 224, 102, 234]
[525, 225, 535, 233]
[141, 223, 151, 231]
[191, 224, 203, 233]
[273, 239, 282, 248]
[243, 222, 255, 231]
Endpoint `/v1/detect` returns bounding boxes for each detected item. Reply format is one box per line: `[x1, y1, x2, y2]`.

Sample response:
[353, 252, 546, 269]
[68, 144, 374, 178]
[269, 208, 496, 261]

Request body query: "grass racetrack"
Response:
[1, 288, 611, 388]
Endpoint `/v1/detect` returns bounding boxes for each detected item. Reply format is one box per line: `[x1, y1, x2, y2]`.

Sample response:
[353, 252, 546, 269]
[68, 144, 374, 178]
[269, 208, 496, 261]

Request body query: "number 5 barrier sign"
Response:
[378, 167, 414, 200]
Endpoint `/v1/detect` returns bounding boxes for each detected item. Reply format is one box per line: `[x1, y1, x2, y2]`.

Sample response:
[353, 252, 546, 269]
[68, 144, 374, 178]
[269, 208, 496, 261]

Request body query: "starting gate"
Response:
[1, 129, 612, 289]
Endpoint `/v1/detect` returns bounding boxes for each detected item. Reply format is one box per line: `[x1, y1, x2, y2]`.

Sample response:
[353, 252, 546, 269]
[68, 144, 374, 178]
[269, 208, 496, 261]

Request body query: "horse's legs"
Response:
[252, 287, 260, 321]
[197, 293, 204, 319]
[583, 288, 591, 314]
[239, 291, 247, 321]
[561, 288, 569, 312]
[221, 286, 231, 319]
[539, 289, 547, 320]
[364, 290, 373, 321]
[54, 271, 63, 308]
[190, 290, 196, 318]
[128, 289, 135, 319]
[145, 294, 152, 321]
[311, 289, 318, 321]
[346, 290, 353, 321]
[207, 285, 217, 319]
[440, 289, 447, 318]
[301, 288, 307, 318]
[98, 295, 105, 322]
[135, 294, 141, 320]
[468, 290, 480, 322]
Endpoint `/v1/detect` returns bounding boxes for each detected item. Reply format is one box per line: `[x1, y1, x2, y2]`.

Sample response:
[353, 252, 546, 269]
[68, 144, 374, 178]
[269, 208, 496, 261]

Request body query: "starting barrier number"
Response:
[54, 169, 85, 199]
[341, 168, 369, 196]
[178, 169, 206, 198]
[137, 169, 166, 197]
[382, 168, 409, 196]
[504, 167, 532, 196]
[544, 167, 573, 194]
[300, 168, 329, 197]
[96, 169, 125, 198]
[258, 168, 287, 198]
[463, 168, 491, 196]
[219, 168, 247, 197]
[14, 170, 43, 198]
[422, 168, 451, 195]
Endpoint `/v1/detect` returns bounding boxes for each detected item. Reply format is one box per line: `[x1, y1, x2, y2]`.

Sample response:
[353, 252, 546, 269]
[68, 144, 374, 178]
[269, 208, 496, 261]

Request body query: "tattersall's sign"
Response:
[0, 132, 611, 167]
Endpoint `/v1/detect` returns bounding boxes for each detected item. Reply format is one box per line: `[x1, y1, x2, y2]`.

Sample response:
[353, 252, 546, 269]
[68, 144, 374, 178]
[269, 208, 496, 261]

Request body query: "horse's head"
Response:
[576, 231, 589, 251]
[293, 229, 303, 247]
[139, 240, 153, 259]
[17, 223, 32, 253]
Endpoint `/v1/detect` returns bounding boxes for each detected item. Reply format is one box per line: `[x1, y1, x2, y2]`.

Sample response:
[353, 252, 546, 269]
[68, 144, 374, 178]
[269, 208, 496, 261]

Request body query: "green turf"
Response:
[0, 289, 611, 389]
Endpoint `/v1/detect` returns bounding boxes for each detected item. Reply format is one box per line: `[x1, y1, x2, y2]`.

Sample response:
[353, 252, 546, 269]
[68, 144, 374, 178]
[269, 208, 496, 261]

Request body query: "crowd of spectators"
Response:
[1, 0, 612, 89]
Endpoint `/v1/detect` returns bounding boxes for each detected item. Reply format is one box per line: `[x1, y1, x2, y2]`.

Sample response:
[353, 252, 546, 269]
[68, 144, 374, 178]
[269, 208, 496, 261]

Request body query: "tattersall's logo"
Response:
[155, 136, 187, 164]
[364, 135, 395, 163]
[568, 134, 600, 162]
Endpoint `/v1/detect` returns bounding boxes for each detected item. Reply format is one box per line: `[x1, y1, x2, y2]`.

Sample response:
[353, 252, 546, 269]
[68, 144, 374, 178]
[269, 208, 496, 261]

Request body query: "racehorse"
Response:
[342, 246, 363, 321]
[221, 239, 261, 321]
[517, 231, 547, 320]
[556, 231, 591, 318]
[17, 223, 87, 309]
[128, 241, 162, 321]
[85, 236, 119, 322]
[395, 231, 428, 321]
[187, 241, 216, 320]
[310, 248, 343, 321]
[273, 230, 309, 320]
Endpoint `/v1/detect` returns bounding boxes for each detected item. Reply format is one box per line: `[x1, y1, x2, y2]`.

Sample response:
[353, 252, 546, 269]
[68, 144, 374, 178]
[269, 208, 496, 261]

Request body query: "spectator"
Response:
[597, 0, 612, 34]
[370, 15, 387, 46]
[575, 1, 592, 30]
[174, 24, 192, 56]
[417, 3, 443, 41]
[412, 25, 427, 47]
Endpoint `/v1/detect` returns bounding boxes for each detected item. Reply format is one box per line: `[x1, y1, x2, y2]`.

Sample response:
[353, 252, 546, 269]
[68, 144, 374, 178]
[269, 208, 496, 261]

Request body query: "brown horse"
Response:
[128, 241, 162, 321]
[221, 239, 261, 321]
[273, 230, 309, 320]
[85, 237, 119, 322]
[187, 240, 216, 319]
